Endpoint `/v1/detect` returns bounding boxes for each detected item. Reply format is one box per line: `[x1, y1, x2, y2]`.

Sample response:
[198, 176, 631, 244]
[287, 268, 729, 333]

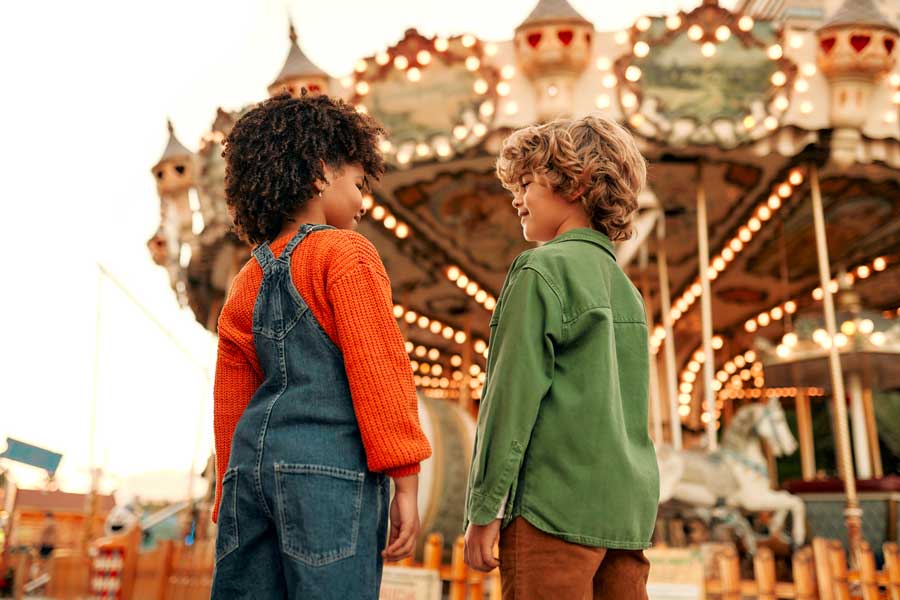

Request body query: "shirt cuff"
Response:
[466, 441, 524, 526]
[496, 492, 509, 519]
[385, 463, 421, 478]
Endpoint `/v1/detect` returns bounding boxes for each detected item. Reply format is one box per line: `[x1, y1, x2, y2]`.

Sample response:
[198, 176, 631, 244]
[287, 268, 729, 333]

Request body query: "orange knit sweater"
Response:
[212, 228, 432, 523]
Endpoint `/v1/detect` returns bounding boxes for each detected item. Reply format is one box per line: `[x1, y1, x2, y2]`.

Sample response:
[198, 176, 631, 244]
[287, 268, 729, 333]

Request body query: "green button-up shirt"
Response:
[464, 228, 660, 549]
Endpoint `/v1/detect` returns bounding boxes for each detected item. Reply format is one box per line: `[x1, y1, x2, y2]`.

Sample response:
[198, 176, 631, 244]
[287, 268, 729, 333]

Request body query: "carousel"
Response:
[119, 0, 900, 596]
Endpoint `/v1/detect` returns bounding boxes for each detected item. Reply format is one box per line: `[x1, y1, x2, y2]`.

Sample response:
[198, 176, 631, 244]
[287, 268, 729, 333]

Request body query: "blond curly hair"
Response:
[496, 116, 646, 241]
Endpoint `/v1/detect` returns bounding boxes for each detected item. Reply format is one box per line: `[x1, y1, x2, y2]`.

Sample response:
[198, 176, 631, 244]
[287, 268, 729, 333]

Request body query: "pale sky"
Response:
[1, 0, 727, 504]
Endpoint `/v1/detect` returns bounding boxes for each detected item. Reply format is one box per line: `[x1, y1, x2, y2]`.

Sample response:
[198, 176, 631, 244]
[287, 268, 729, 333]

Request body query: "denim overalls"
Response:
[212, 224, 390, 599]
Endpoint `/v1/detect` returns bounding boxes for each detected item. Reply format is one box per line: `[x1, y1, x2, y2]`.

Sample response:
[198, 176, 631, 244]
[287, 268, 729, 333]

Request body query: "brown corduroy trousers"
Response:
[498, 517, 651, 600]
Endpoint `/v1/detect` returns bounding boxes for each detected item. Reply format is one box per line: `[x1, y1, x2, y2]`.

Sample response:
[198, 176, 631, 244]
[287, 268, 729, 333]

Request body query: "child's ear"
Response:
[322, 162, 333, 178]
[315, 161, 333, 192]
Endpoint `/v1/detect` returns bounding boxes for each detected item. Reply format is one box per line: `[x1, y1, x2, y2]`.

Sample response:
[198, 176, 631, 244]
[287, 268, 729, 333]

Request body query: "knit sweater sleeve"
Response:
[328, 235, 432, 477]
[211, 274, 262, 524]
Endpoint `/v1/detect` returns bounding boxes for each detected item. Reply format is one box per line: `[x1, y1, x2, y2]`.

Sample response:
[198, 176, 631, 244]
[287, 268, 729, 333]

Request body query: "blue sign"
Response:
[0, 438, 63, 475]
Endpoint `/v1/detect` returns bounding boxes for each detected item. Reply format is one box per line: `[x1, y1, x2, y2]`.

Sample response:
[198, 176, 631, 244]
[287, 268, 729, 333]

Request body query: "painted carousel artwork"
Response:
[29, 0, 900, 597]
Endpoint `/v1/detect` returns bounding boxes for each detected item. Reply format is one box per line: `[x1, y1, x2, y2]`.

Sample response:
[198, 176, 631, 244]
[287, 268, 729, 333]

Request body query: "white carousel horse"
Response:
[657, 397, 806, 545]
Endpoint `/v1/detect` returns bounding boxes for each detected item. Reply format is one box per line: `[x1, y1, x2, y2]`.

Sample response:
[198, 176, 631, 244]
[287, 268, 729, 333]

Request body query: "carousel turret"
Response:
[514, 0, 593, 121]
[151, 120, 196, 237]
[817, 0, 898, 166]
[150, 121, 197, 291]
[268, 22, 330, 98]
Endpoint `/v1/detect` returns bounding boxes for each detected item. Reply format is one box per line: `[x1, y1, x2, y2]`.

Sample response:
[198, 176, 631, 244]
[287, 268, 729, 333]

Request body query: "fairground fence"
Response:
[11, 528, 900, 599]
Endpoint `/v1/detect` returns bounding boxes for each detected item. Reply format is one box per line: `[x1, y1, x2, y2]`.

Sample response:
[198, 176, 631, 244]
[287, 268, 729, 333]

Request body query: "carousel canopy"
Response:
[148, 0, 900, 415]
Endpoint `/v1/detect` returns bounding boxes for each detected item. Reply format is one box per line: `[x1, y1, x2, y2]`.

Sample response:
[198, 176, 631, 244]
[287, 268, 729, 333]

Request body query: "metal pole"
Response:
[188, 371, 212, 506]
[94, 264, 212, 525]
[795, 388, 816, 481]
[809, 163, 862, 558]
[97, 263, 209, 373]
[847, 373, 872, 479]
[696, 163, 717, 450]
[190, 341, 216, 508]
[83, 267, 103, 550]
[640, 244, 664, 444]
[657, 217, 682, 449]
[862, 387, 883, 478]
[460, 315, 473, 414]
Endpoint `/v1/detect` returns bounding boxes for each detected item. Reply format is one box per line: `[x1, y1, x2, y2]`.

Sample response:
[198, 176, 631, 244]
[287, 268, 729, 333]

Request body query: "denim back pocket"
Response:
[274, 464, 364, 566]
[215, 467, 240, 563]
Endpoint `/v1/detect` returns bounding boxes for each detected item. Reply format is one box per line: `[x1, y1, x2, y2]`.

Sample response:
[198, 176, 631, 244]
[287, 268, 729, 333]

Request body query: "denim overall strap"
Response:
[280, 224, 336, 263]
[252, 242, 277, 274]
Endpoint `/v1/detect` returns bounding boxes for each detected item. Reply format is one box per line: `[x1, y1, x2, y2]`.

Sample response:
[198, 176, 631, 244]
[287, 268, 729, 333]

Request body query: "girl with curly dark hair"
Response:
[211, 91, 431, 599]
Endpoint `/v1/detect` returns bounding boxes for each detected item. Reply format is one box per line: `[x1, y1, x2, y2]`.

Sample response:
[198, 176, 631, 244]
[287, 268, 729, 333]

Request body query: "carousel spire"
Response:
[268, 20, 330, 97]
[155, 119, 193, 167]
[270, 21, 327, 89]
[517, 0, 590, 28]
[820, 0, 898, 32]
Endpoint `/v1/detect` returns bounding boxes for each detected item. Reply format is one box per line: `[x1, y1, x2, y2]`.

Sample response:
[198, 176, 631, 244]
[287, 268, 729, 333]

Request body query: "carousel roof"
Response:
[148, 1, 900, 421]
[517, 0, 590, 28]
[271, 23, 328, 87]
[154, 120, 192, 166]
[820, 0, 898, 31]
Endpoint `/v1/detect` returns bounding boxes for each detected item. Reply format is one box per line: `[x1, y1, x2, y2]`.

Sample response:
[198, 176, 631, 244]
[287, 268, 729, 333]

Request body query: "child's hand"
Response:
[464, 520, 501, 572]
[382, 474, 420, 562]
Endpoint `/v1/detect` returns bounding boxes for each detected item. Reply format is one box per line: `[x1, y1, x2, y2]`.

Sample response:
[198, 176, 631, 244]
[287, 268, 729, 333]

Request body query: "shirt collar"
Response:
[543, 228, 616, 260]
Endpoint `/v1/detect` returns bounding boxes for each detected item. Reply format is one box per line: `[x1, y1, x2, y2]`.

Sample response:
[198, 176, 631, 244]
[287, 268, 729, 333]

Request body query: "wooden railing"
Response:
[38, 531, 900, 599]
[385, 533, 501, 599]
[45, 550, 92, 598]
[131, 539, 172, 600]
[705, 540, 900, 600]
[163, 539, 214, 600]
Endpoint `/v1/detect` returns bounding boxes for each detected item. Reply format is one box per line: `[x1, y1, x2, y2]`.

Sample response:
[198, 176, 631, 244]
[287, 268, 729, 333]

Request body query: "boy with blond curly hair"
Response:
[464, 116, 659, 599]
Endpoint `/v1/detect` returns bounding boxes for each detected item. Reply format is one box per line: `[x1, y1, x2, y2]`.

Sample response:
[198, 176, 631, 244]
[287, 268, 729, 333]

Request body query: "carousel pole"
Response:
[657, 217, 682, 449]
[695, 162, 717, 450]
[640, 244, 663, 443]
[809, 163, 862, 559]
[795, 388, 817, 481]
[847, 373, 872, 479]
[862, 388, 883, 478]
[460, 314, 474, 414]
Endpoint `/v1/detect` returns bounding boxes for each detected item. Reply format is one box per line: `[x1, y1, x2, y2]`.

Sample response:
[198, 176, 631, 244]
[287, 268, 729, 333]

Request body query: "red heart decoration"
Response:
[885, 37, 895, 54]
[527, 32, 543, 48]
[850, 34, 871, 52]
[557, 29, 574, 46]
[307, 84, 322, 93]
[820, 37, 836, 53]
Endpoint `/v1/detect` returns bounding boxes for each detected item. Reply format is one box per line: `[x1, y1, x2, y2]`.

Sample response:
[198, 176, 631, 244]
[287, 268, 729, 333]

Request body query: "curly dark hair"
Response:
[223, 91, 386, 244]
